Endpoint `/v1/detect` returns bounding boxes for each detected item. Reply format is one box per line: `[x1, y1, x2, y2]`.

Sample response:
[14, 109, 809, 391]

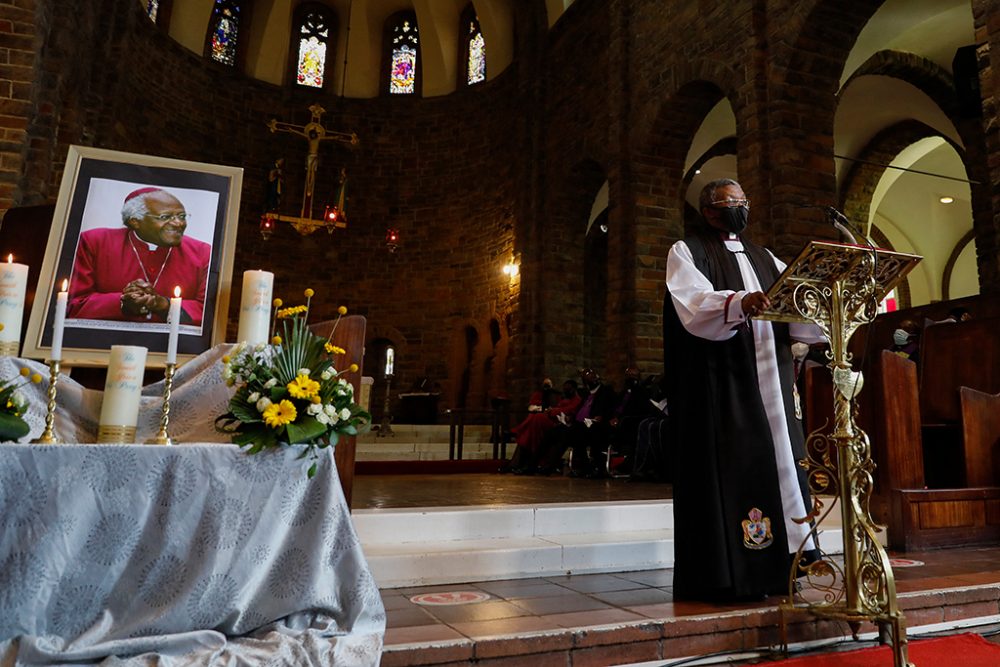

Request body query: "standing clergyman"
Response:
[663, 178, 825, 601]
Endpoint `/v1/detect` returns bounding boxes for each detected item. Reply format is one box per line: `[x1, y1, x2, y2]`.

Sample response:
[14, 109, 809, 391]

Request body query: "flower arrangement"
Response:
[0, 363, 42, 442]
[216, 289, 371, 477]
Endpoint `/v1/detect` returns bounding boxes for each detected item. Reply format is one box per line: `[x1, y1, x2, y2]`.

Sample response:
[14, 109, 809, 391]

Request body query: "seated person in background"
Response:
[606, 367, 655, 474]
[943, 306, 972, 323]
[506, 380, 581, 474]
[527, 378, 559, 412]
[631, 376, 670, 483]
[536, 368, 617, 478]
[889, 319, 921, 364]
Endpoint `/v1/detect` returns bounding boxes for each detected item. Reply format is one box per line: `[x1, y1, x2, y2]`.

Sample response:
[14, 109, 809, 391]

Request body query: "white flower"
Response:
[256, 397, 272, 412]
[298, 368, 311, 376]
[314, 411, 331, 425]
[337, 378, 348, 386]
[307, 402, 323, 416]
[254, 343, 266, 351]
[340, 407, 351, 421]
[323, 404, 337, 417]
[248, 392, 260, 403]
[10, 391, 26, 412]
[263, 378, 278, 389]
[320, 368, 334, 381]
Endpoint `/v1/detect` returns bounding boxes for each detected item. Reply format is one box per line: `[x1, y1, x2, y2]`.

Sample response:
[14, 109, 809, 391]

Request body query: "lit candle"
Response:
[236, 270, 274, 345]
[0, 254, 29, 357]
[384, 346, 395, 376]
[166, 286, 182, 365]
[50, 278, 68, 362]
[98, 345, 147, 443]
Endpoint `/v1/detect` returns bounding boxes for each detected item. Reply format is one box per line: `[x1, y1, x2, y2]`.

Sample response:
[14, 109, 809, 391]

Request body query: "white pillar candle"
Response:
[0, 255, 28, 356]
[98, 345, 147, 442]
[50, 279, 68, 361]
[166, 286, 182, 365]
[236, 270, 274, 345]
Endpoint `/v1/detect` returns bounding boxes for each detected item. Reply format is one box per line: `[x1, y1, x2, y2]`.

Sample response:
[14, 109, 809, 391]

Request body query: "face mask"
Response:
[716, 206, 749, 234]
[893, 329, 911, 346]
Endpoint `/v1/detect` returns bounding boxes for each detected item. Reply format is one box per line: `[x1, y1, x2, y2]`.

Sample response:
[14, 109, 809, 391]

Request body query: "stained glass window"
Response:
[296, 10, 330, 88]
[466, 17, 486, 85]
[208, 0, 240, 67]
[389, 16, 419, 95]
[146, 0, 158, 23]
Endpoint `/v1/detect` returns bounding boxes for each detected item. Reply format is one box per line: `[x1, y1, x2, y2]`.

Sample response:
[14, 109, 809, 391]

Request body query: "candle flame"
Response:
[6, 254, 11, 263]
[61, 278, 68, 291]
[174, 286, 181, 298]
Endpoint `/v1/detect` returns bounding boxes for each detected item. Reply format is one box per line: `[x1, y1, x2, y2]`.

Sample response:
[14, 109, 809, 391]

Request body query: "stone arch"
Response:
[842, 48, 996, 294]
[942, 229, 977, 302]
[769, 1, 884, 255]
[364, 324, 409, 423]
[541, 158, 608, 380]
[840, 119, 961, 230]
[631, 77, 731, 375]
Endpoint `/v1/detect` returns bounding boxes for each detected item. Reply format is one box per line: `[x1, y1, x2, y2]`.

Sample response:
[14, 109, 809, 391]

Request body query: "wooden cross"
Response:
[267, 103, 358, 219]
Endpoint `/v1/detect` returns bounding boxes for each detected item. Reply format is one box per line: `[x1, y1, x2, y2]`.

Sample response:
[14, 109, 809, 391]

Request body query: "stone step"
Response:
[354, 499, 859, 589]
[359, 423, 494, 444]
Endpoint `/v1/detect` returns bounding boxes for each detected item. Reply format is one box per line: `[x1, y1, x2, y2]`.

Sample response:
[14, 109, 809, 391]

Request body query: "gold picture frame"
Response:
[23, 145, 243, 365]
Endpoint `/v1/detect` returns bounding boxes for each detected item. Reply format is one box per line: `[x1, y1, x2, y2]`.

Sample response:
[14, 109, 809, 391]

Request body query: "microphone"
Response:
[825, 207, 857, 245]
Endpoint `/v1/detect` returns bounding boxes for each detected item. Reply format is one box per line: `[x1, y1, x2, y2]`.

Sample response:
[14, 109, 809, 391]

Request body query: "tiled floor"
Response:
[356, 473, 1000, 665]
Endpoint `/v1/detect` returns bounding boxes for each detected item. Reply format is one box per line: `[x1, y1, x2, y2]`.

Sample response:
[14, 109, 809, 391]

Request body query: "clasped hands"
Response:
[120, 279, 170, 318]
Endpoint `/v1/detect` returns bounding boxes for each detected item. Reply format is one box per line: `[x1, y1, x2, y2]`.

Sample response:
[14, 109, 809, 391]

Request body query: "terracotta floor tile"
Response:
[509, 593, 613, 615]
[476, 581, 575, 599]
[617, 569, 674, 587]
[544, 573, 648, 593]
[592, 587, 674, 607]
[422, 599, 531, 624]
[627, 601, 678, 619]
[540, 607, 647, 628]
[383, 623, 468, 646]
[449, 615, 566, 639]
[387, 606, 438, 627]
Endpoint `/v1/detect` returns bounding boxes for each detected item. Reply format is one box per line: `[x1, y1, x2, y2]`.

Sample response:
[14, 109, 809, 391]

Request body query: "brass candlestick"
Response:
[147, 363, 176, 445]
[31, 360, 61, 444]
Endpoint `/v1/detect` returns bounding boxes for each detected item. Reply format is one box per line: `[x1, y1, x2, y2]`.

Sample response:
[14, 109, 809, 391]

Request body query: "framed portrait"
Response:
[23, 145, 243, 365]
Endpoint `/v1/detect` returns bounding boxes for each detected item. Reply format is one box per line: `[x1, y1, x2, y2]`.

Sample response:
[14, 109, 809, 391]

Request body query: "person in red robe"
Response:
[505, 379, 581, 474]
[67, 187, 211, 326]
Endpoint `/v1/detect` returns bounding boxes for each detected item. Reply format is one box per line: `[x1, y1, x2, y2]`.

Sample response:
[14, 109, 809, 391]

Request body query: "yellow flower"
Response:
[325, 343, 345, 355]
[30, 374, 41, 384]
[287, 374, 321, 399]
[337, 306, 348, 315]
[311, 395, 322, 404]
[348, 363, 359, 373]
[263, 400, 297, 428]
[304, 288, 315, 298]
[273, 298, 283, 308]
[19, 367, 29, 377]
[272, 336, 282, 345]
[222, 355, 230, 364]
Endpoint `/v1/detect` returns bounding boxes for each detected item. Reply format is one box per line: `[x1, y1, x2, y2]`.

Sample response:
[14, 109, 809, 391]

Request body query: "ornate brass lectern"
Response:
[760, 241, 921, 667]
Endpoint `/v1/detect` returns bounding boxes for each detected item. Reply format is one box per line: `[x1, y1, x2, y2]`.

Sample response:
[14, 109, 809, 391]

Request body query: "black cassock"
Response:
[663, 231, 816, 600]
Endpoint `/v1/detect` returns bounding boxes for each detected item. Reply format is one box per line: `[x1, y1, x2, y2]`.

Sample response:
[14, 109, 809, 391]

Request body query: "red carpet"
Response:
[775, 633, 1000, 666]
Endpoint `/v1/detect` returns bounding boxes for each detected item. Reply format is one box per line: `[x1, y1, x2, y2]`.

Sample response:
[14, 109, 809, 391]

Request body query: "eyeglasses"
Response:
[709, 198, 750, 209]
[146, 212, 190, 223]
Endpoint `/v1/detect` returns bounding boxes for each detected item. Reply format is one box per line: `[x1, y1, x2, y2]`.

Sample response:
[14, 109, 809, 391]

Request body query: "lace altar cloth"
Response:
[0, 349, 384, 666]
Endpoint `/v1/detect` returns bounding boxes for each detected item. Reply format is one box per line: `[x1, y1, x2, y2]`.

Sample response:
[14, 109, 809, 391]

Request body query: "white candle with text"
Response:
[0, 255, 29, 356]
[99, 345, 147, 431]
[236, 270, 274, 345]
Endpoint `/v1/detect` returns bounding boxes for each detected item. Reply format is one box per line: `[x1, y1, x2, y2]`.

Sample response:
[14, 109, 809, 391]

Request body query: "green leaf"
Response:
[286, 417, 326, 444]
[0, 412, 29, 442]
[307, 462, 317, 478]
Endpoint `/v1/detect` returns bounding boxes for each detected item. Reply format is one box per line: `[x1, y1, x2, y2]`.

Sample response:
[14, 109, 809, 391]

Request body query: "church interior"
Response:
[5, 0, 1000, 664]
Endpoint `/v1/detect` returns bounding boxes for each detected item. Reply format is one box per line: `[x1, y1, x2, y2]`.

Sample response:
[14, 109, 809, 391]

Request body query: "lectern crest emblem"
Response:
[741, 507, 773, 549]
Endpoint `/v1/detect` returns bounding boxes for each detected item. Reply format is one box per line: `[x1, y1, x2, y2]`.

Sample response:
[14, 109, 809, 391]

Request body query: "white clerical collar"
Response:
[722, 234, 744, 251]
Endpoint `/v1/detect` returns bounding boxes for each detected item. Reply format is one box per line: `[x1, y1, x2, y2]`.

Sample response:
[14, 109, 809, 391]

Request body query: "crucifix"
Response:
[267, 103, 359, 220]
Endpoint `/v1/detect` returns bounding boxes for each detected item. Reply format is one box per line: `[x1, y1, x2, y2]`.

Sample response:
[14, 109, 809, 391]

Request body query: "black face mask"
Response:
[716, 206, 749, 234]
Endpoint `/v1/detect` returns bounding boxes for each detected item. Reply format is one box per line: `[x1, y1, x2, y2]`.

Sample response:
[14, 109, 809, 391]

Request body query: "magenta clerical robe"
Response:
[67, 226, 211, 325]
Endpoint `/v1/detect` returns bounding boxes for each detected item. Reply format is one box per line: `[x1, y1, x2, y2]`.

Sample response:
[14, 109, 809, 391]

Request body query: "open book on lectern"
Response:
[757, 241, 922, 324]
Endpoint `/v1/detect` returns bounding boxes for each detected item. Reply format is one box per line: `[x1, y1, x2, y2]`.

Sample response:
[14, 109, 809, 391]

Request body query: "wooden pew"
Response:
[961, 387, 1000, 487]
[310, 315, 366, 508]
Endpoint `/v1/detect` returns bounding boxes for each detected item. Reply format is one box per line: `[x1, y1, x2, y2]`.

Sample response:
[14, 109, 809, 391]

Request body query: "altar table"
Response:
[0, 443, 385, 666]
